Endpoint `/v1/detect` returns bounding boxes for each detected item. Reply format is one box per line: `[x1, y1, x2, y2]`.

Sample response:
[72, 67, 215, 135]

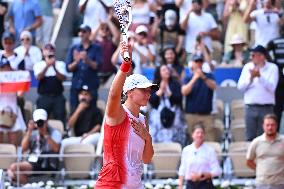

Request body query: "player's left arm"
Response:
[142, 118, 154, 164]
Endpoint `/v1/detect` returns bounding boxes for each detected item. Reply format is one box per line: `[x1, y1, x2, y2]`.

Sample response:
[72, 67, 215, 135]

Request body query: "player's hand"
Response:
[131, 118, 151, 141]
[120, 40, 132, 62]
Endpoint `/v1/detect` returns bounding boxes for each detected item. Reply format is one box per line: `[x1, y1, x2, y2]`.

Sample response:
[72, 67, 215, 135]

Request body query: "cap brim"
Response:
[136, 83, 157, 89]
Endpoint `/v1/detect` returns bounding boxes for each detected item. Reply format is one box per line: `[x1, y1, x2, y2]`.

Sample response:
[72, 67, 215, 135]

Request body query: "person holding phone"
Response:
[7, 109, 62, 184]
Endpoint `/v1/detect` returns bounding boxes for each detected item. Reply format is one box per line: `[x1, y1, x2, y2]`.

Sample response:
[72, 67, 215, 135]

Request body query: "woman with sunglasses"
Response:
[14, 30, 42, 71]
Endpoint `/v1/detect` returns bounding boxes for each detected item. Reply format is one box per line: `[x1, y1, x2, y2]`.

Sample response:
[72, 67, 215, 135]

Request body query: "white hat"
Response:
[165, 9, 177, 27]
[135, 25, 148, 34]
[230, 34, 246, 45]
[123, 74, 156, 94]
[20, 30, 32, 40]
[33, 109, 48, 122]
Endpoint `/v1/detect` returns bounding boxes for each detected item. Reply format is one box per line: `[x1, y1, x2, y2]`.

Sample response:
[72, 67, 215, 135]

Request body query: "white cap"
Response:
[230, 34, 246, 45]
[165, 9, 177, 27]
[33, 109, 48, 122]
[135, 25, 148, 34]
[20, 30, 32, 40]
[123, 74, 156, 94]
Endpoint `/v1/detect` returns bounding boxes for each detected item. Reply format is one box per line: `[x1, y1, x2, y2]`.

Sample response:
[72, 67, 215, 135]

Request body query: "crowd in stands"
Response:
[0, 0, 284, 186]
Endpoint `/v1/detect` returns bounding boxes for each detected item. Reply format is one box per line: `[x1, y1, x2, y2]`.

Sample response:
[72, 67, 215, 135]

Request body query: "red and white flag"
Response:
[0, 71, 31, 93]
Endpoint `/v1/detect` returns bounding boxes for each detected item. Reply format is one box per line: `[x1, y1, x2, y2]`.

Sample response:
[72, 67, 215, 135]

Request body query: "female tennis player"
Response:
[95, 41, 155, 189]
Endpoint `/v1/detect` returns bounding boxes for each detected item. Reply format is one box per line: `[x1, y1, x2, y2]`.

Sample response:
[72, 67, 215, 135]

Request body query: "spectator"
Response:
[221, 34, 250, 67]
[149, 65, 187, 146]
[151, 9, 185, 59]
[247, 114, 284, 189]
[243, 0, 282, 47]
[0, 57, 26, 146]
[180, 0, 219, 62]
[182, 53, 217, 141]
[267, 26, 284, 127]
[178, 124, 222, 189]
[222, 0, 249, 53]
[132, 25, 155, 73]
[237, 45, 279, 141]
[7, 109, 62, 184]
[78, 0, 109, 32]
[33, 43, 67, 127]
[14, 30, 42, 71]
[36, 0, 55, 47]
[92, 20, 119, 85]
[161, 46, 185, 82]
[0, 1, 8, 49]
[8, 0, 43, 43]
[60, 85, 103, 155]
[66, 24, 102, 112]
[130, 0, 155, 33]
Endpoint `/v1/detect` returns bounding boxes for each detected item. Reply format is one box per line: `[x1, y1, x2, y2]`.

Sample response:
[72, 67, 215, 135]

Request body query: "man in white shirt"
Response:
[244, 0, 282, 47]
[180, 0, 219, 62]
[237, 45, 279, 141]
[33, 43, 67, 128]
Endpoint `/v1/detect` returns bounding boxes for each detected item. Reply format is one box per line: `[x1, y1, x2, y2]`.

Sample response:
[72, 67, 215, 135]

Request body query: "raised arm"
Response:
[105, 42, 132, 126]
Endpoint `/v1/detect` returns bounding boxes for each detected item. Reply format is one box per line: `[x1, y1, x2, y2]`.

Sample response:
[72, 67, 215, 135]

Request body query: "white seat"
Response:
[152, 142, 182, 178]
[63, 143, 95, 179]
[0, 144, 17, 169]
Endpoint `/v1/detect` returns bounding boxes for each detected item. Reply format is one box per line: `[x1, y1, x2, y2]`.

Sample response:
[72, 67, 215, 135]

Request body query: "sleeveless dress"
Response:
[95, 105, 146, 189]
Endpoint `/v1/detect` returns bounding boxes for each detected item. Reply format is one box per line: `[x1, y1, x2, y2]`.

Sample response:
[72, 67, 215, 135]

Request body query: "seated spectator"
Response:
[60, 85, 103, 155]
[7, 109, 62, 184]
[182, 54, 217, 141]
[14, 30, 42, 71]
[33, 43, 67, 127]
[0, 58, 26, 146]
[221, 34, 250, 67]
[149, 65, 187, 146]
[66, 24, 102, 112]
[178, 125, 222, 189]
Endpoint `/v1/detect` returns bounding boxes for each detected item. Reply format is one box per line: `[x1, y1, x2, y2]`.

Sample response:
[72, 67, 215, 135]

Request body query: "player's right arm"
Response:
[105, 42, 131, 126]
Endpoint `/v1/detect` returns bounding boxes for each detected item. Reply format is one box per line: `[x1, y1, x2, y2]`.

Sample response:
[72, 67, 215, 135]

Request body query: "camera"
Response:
[36, 120, 45, 128]
[79, 98, 88, 103]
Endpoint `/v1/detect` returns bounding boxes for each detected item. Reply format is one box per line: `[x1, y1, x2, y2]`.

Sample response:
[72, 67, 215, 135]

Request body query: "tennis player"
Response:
[95, 41, 155, 188]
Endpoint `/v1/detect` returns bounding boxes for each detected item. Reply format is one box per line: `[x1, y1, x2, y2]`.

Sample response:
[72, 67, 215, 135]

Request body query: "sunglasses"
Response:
[21, 38, 30, 42]
[46, 54, 55, 59]
[4, 40, 14, 45]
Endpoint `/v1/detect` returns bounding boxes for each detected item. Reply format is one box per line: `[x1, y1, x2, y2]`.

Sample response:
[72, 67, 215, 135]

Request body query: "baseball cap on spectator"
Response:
[123, 74, 156, 94]
[20, 30, 32, 41]
[79, 24, 91, 33]
[135, 25, 148, 34]
[80, 85, 91, 92]
[191, 53, 204, 62]
[251, 45, 267, 55]
[165, 9, 177, 27]
[2, 31, 15, 42]
[33, 109, 48, 122]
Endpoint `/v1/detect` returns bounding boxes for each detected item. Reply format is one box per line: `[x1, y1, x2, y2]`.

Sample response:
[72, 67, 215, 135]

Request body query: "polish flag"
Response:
[0, 71, 31, 93]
